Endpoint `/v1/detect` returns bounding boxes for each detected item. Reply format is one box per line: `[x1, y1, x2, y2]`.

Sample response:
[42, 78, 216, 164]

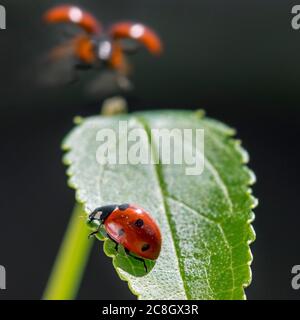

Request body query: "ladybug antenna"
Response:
[44, 5, 102, 35]
[109, 22, 163, 55]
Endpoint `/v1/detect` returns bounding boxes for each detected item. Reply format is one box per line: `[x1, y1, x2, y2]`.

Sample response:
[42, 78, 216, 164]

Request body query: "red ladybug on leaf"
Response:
[88, 204, 162, 272]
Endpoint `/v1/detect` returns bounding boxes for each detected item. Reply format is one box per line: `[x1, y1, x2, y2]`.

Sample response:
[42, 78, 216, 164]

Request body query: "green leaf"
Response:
[63, 110, 256, 300]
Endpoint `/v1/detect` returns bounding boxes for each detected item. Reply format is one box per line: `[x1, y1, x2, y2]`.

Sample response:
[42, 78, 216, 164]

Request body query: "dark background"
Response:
[0, 0, 300, 300]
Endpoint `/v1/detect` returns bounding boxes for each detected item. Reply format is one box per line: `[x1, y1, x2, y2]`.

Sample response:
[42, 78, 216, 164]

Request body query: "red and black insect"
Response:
[88, 204, 162, 271]
[43, 5, 162, 94]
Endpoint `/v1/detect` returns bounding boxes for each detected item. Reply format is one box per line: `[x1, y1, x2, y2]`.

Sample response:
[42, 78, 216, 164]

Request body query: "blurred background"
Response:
[0, 0, 300, 299]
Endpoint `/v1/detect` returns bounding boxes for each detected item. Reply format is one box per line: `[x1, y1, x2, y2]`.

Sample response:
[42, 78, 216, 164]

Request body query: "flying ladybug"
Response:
[42, 4, 163, 96]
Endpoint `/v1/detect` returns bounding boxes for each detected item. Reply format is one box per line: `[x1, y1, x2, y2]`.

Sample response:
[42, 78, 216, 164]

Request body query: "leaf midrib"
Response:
[136, 116, 189, 299]
[136, 115, 238, 299]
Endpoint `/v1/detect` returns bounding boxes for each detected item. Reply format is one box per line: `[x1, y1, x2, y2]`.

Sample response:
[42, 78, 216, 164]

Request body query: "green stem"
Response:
[43, 203, 93, 300]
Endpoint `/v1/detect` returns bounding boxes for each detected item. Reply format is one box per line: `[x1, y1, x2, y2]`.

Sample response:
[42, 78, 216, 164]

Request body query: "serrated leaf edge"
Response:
[62, 111, 257, 300]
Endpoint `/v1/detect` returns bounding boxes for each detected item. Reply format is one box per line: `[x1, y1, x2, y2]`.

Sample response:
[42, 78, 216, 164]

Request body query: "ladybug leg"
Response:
[125, 249, 148, 273]
[115, 242, 119, 252]
[88, 225, 101, 239]
[88, 208, 104, 239]
[142, 260, 148, 273]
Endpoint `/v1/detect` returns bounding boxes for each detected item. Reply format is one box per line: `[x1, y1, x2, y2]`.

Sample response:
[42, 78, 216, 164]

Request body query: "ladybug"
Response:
[88, 204, 162, 271]
[42, 5, 162, 94]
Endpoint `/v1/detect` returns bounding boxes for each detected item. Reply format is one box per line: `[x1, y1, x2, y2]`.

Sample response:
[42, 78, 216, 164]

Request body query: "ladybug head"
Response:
[88, 204, 118, 224]
[92, 36, 114, 64]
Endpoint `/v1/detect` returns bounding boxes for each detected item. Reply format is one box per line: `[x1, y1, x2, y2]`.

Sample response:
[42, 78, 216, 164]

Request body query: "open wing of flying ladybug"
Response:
[42, 4, 163, 97]
[108, 22, 163, 56]
[43, 5, 102, 35]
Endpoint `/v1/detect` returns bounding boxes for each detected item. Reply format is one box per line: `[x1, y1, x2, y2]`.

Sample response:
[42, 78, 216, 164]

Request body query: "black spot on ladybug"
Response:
[135, 219, 144, 228]
[118, 203, 130, 211]
[141, 243, 150, 251]
[118, 229, 125, 236]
